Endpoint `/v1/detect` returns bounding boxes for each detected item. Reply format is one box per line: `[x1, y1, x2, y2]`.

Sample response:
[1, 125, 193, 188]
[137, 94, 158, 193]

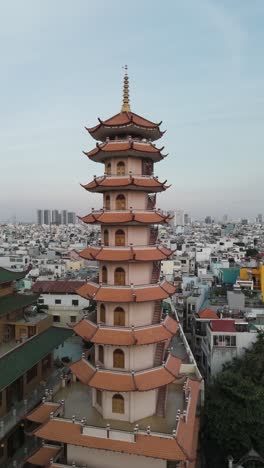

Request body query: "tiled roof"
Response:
[70, 354, 181, 392]
[82, 175, 169, 193]
[0, 293, 39, 318]
[0, 327, 73, 391]
[77, 280, 176, 303]
[26, 445, 61, 466]
[32, 281, 85, 294]
[34, 419, 186, 461]
[26, 402, 62, 424]
[73, 315, 179, 346]
[83, 140, 166, 163]
[79, 245, 173, 262]
[0, 266, 28, 285]
[88, 112, 161, 130]
[198, 308, 218, 319]
[210, 319, 236, 332]
[80, 210, 170, 225]
[176, 379, 200, 459]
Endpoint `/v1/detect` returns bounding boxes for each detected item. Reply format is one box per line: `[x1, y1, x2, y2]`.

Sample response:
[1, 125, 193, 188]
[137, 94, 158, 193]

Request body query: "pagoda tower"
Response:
[71, 69, 181, 423]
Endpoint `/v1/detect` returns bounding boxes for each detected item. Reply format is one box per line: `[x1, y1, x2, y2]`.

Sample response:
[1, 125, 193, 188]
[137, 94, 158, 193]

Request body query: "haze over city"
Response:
[1, 0, 264, 222]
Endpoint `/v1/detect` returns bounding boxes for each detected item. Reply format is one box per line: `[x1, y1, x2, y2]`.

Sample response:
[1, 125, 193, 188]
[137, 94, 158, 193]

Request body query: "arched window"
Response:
[112, 394, 124, 414]
[98, 345, 104, 364]
[100, 304, 106, 323]
[115, 229, 125, 247]
[103, 229, 109, 246]
[105, 195, 110, 210]
[117, 161, 125, 176]
[114, 307, 125, 326]
[116, 194, 126, 210]
[106, 162, 111, 175]
[114, 267, 125, 286]
[113, 349, 125, 368]
[102, 266, 108, 283]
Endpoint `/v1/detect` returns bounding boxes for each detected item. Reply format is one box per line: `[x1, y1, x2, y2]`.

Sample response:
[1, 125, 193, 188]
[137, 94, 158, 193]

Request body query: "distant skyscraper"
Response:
[175, 209, 184, 226]
[241, 218, 248, 225]
[61, 210, 68, 225]
[205, 216, 212, 224]
[184, 213, 189, 225]
[37, 209, 43, 225]
[52, 209, 60, 225]
[256, 214, 263, 224]
[222, 214, 228, 223]
[43, 210, 51, 225]
[68, 212, 76, 224]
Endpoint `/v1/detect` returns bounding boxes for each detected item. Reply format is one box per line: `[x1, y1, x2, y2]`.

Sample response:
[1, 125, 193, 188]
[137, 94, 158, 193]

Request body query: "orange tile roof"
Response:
[85, 140, 163, 157]
[87, 111, 162, 131]
[77, 280, 176, 303]
[198, 308, 218, 319]
[176, 379, 200, 459]
[82, 176, 169, 193]
[70, 354, 181, 392]
[78, 245, 173, 262]
[34, 419, 186, 461]
[80, 210, 169, 225]
[26, 402, 62, 424]
[73, 316, 179, 346]
[26, 445, 60, 466]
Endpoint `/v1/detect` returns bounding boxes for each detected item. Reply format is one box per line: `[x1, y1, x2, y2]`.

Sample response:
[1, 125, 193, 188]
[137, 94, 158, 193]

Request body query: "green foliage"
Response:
[201, 332, 264, 467]
[246, 248, 259, 257]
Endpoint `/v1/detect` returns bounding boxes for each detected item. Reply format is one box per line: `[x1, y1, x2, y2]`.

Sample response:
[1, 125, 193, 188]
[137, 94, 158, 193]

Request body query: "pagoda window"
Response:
[112, 394, 124, 414]
[96, 389, 102, 406]
[106, 162, 111, 175]
[102, 266, 108, 283]
[100, 304, 106, 323]
[114, 307, 125, 326]
[103, 229, 109, 246]
[113, 349, 125, 368]
[115, 229, 125, 246]
[116, 194, 126, 210]
[114, 267, 125, 286]
[98, 345, 104, 364]
[142, 159, 153, 176]
[105, 195, 110, 210]
[117, 161, 125, 176]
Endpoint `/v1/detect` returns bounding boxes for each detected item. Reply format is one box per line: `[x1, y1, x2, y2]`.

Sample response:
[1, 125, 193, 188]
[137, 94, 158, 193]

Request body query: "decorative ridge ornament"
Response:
[121, 65, 131, 112]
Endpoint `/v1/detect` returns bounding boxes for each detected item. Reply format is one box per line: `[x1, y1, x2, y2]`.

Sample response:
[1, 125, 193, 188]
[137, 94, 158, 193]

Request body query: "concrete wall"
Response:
[100, 262, 152, 285]
[97, 302, 154, 327]
[101, 225, 149, 247]
[96, 343, 155, 371]
[67, 444, 165, 468]
[104, 191, 147, 210]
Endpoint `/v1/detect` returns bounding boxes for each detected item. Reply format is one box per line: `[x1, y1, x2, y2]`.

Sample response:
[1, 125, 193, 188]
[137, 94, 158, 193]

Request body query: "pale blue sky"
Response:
[1, 0, 263, 222]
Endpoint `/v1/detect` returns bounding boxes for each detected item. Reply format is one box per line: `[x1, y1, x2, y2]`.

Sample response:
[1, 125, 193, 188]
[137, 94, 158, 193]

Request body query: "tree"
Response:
[201, 332, 264, 467]
[245, 248, 259, 258]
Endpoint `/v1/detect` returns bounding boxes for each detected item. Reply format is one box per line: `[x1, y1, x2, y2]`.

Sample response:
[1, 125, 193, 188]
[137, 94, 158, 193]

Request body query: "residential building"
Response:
[36, 209, 43, 225]
[43, 210, 51, 225]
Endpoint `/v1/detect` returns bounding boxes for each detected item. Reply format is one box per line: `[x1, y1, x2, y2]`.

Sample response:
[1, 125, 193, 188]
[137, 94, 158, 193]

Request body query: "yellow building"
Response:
[240, 264, 264, 301]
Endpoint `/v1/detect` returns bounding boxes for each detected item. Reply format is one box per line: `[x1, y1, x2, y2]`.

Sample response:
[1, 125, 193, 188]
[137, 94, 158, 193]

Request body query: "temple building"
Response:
[29, 72, 202, 468]
[0, 267, 72, 466]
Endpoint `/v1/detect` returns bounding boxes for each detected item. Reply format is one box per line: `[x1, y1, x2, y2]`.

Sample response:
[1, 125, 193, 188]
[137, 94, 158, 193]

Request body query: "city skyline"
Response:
[1, 0, 264, 222]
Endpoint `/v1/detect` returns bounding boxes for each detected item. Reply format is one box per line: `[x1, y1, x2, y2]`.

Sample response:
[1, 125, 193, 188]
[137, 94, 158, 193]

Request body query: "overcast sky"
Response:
[1, 0, 263, 222]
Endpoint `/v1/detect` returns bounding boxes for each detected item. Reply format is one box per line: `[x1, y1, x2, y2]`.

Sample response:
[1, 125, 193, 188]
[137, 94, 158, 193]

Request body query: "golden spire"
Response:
[121, 65, 131, 112]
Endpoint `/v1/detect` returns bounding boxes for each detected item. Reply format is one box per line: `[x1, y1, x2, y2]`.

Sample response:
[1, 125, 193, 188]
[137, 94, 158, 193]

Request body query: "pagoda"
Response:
[32, 71, 202, 468]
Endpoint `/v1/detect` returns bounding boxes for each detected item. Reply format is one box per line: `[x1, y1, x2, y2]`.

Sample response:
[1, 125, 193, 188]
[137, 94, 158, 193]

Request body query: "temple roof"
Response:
[70, 353, 181, 392]
[80, 210, 170, 225]
[0, 266, 28, 285]
[86, 112, 164, 142]
[32, 280, 85, 294]
[0, 293, 39, 318]
[82, 175, 170, 193]
[25, 445, 61, 467]
[84, 140, 166, 163]
[78, 245, 173, 262]
[77, 280, 176, 303]
[34, 418, 186, 461]
[73, 315, 179, 346]
[26, 402, 62, 424]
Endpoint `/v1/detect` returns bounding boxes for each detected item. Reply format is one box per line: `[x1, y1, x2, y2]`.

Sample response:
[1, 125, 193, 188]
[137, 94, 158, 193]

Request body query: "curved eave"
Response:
[70, 353, 181, 392]
[77, 280, 176, 303]
[73, 316, 179, 346]
[80, 210, 170, 226]
[78, 245, 174, 262]
[83, 146, 167, 164]
[81, 176, 170, 193]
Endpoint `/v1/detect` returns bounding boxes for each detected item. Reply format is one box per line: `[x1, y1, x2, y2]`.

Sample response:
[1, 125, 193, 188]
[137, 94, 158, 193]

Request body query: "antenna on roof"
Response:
[121, 65, 131, 113]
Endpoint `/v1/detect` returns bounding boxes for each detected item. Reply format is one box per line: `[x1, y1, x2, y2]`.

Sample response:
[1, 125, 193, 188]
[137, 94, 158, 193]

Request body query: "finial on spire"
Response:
[121, 65, 131, 113]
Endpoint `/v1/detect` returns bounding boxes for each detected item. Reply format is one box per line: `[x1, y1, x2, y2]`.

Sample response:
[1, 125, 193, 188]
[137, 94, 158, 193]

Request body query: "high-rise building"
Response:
[30, 71, 201, 467]
[205, 215, 212, 224]
[36, 209, 43, 225]
[175, 209, 184, 226]
[43, 209, 51, 225]
[61, 209, 68, 225]
[52, 209, 60, 224]
[256, 214, 263, 224]
[184, 213, 189, 225]
[68, 211, 76, 224]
